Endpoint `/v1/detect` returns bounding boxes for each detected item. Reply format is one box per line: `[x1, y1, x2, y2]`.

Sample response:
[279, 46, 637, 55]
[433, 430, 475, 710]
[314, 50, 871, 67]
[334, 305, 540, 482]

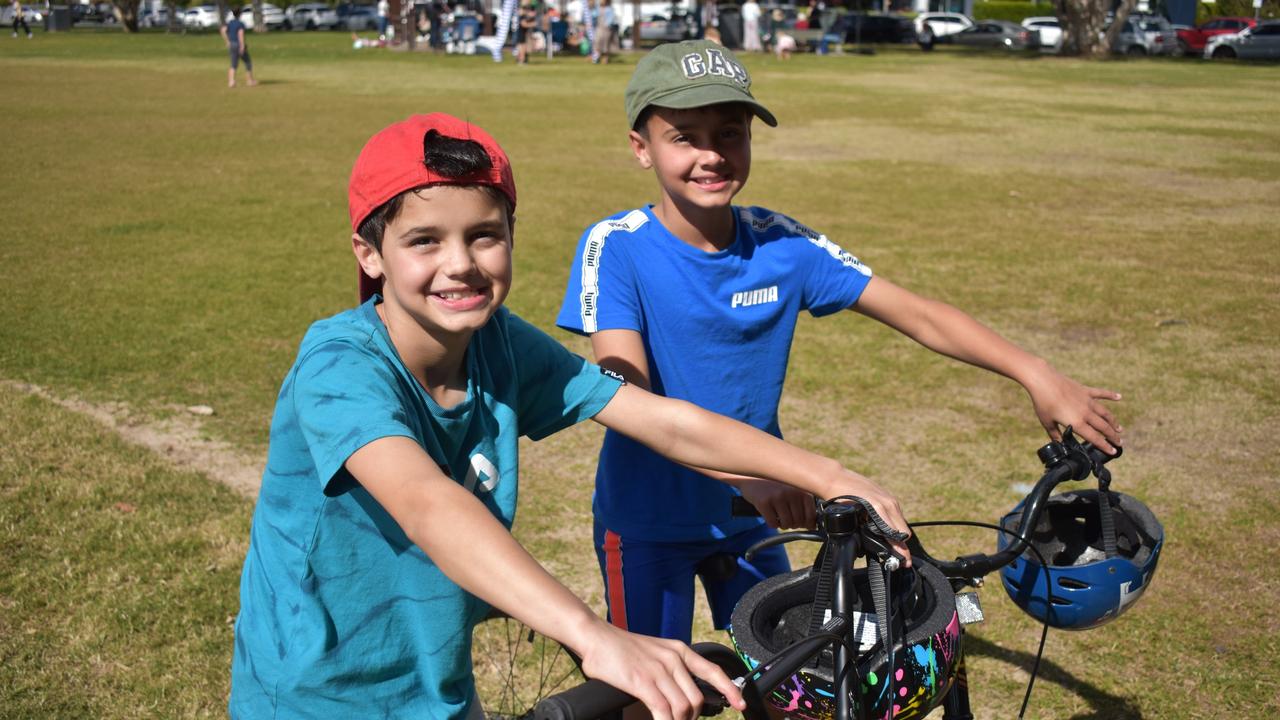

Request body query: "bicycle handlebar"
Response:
[532, 642, 753, 720]
[913, 433, 1121, 582]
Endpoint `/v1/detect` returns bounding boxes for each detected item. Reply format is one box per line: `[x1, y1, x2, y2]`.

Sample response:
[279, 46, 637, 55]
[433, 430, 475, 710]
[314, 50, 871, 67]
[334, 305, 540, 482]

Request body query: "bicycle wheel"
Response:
[472, 608, 586, 719]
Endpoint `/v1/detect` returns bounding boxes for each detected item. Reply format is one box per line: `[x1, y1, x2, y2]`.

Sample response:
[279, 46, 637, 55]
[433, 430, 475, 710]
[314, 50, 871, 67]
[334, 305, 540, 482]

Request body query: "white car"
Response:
[239, 3, 287, 30]
[1205, 21, 1280, 59]
[1021, 16, 1062, 52]
[286, 2, 340, 30]
[182, 4, 220, 28]
[914, 12, 974, 39]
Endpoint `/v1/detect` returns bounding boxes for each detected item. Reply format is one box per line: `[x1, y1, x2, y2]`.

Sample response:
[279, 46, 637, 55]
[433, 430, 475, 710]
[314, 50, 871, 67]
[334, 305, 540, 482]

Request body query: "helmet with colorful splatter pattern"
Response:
[729, 562, 961, 720]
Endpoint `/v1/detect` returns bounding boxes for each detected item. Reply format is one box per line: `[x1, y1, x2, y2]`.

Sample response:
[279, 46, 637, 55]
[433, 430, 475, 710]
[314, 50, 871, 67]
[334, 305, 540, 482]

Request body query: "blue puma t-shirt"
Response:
[556, 205, 873, 541]
[230, 298, 622, 719]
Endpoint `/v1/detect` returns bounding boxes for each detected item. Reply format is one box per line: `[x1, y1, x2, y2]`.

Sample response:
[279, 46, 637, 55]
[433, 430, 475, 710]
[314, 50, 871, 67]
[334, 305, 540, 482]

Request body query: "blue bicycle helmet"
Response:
[998, 489, 1163, 630]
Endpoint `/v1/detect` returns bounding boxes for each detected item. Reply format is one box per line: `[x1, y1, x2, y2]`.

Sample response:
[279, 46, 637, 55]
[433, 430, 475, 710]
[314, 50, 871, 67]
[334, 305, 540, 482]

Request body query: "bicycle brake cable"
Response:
[909, 519, 1055, 720]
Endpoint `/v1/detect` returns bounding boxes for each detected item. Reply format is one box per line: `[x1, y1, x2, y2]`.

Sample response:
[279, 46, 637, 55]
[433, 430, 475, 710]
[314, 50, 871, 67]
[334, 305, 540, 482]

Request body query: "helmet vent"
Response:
[1057, 577, 1089, 590]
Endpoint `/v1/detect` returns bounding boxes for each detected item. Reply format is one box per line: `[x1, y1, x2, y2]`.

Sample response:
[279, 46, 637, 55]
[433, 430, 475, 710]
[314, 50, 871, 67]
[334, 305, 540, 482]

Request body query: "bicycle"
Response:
[525, 429, 1163, 720]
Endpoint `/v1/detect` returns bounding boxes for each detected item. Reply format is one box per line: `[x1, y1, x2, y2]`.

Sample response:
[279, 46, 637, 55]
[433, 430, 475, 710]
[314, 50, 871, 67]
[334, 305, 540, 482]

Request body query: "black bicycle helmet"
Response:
[729, 562, 961, 720]
[998, 489, 1163, 630]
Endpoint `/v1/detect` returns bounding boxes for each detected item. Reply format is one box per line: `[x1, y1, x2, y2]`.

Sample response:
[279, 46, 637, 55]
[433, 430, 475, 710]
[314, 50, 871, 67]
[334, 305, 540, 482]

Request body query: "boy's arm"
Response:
[591, 329, 816, 530]
[851, 276, 1122, 453]
[220, 24, 229, 45]
[591, 383, 910, 557]
[346, 436, 746, 720]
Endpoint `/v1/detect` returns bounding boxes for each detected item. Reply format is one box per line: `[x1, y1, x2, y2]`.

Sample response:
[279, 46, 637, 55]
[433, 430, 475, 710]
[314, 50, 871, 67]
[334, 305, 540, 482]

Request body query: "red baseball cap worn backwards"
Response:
[348, 113, 517, 303]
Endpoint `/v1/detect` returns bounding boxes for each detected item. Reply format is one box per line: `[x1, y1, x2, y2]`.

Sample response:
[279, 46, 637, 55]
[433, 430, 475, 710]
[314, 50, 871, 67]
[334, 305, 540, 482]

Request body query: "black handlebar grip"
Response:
[533, 679, 634, 720]
[532, 642, 749, 720]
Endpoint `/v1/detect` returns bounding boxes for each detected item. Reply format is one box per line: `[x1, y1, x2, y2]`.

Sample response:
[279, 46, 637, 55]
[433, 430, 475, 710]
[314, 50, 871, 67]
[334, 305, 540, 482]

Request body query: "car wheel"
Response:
[306, 20, 315, 30]
[1211, 45, 1236, 60]
[1176, 38, 1190, 57]
[1126, 44, 1146, 56]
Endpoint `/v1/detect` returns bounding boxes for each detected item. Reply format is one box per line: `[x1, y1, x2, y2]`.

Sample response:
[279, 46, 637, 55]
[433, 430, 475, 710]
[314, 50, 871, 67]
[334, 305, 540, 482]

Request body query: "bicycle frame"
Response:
[533, 432, 1123, 720]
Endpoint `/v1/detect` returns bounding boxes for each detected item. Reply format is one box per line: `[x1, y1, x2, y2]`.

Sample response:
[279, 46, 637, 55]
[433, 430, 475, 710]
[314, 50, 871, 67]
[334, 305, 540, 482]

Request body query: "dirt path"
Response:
[4, 380, 263, 500]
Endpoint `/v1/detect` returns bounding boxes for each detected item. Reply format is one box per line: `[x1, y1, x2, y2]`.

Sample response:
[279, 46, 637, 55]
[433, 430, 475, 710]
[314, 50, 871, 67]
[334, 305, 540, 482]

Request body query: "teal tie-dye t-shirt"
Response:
[230, 299, 621, 719]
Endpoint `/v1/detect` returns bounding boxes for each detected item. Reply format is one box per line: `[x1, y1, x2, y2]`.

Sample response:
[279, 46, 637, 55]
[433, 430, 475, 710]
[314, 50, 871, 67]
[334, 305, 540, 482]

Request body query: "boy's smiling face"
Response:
[630, 103, 753, 219]
[356, 185, 513, 345]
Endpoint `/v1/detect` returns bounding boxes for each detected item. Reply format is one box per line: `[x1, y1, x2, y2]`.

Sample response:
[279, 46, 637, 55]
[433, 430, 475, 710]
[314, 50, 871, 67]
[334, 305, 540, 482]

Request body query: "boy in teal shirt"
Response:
[230, 113, 912, 719]
[557, 40, 1123, 646]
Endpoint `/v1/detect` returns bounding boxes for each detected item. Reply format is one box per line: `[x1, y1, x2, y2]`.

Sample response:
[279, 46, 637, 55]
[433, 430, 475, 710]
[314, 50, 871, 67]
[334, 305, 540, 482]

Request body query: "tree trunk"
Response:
[1056, 0, 1137, 57]
[110, 0, 141, 31]
[1100, 0, 1137, 57]
[252, 0, 265, 32]
[216, 0, 229, 29]
[165, 0, 181, 32]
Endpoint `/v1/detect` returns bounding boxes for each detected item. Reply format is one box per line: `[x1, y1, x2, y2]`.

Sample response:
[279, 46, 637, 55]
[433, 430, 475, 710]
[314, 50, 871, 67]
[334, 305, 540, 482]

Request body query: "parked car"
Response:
[1176, 16, 1256, 56]
[287, 2, 341, 30]
[951, 19, 1039, 50]
[339, 3, 378, 30]
[140, 6, 174, 27]
[1104, 17, 1150, 55]
[1022, 16, 1062, 52]
[239, 3, 287, 30]
[914, 12, 973, 40]
[183, 4, 221, 29]
[1132, 13, 1177, 56]
[632, 12, 697, 45]
[1205, 21, 1280, 60]
[835, 13, 915, 45]
[71, 2, 116, 25]
[2, 2, 43, 24]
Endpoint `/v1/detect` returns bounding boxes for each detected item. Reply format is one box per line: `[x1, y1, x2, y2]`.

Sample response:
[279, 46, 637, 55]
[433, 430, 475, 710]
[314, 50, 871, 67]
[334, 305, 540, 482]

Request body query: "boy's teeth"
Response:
[439, 291, 476, 300]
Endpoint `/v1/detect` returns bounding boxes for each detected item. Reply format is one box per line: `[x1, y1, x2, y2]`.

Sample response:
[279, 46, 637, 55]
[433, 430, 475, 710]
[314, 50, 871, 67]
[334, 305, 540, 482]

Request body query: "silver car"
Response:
[287, 2, 341, 30]
[1132, 13, 1177, 56]
[1105, 17, 1150, 56]
[951, 20, 1039, 50]
[1205, 21, 1280, 60]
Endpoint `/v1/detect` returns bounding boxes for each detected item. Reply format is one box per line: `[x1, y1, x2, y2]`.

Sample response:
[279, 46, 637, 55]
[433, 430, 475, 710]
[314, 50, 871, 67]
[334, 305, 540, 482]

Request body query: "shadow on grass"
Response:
[964, 634, 1145, 719]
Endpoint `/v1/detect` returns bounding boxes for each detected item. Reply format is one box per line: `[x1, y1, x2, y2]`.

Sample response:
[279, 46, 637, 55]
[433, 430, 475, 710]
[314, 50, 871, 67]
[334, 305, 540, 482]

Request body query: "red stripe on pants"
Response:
[603, 530, 628, 630]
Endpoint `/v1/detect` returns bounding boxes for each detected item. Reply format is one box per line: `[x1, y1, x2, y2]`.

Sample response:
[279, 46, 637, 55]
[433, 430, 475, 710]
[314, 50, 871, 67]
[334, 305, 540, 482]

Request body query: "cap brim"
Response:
[643, 84, 778, 128]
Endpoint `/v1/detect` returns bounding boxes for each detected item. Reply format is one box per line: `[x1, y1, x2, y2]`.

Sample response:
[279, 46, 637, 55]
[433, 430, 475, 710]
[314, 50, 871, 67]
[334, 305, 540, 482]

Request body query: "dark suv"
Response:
[835, 13, 915, 44]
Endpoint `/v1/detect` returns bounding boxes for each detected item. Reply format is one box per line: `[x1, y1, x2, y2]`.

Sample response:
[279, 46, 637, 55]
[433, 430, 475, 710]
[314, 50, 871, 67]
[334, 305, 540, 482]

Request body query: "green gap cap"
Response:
[625, 40, 778, 130]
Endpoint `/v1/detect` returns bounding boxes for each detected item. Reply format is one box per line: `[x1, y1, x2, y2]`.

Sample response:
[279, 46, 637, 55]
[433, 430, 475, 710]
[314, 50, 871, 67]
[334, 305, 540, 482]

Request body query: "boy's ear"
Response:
[352, 233, 384, 282]
[628, 130, 653, 170]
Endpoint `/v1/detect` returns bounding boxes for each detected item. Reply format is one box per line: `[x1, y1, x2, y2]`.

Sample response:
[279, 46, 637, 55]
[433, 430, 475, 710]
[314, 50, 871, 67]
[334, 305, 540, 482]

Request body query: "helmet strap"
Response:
[1096, 466, 1119, 559]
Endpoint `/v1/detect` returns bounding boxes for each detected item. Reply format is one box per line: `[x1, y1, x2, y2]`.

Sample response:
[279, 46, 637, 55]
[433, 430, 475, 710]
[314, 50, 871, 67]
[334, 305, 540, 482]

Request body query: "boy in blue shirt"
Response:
[230, 113, 913, 719]
[557, 41, 1124, 646]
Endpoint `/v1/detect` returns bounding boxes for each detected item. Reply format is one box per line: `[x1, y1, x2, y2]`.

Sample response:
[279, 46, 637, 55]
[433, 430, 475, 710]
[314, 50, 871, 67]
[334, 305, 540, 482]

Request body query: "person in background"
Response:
[376, 0, 390, 38]
[11, 0, 32, 38]
[592, 0, 616, 64]
[516, 1, 536, 63]
[220, 8, 257, 88]
[741, 0, 762, 51]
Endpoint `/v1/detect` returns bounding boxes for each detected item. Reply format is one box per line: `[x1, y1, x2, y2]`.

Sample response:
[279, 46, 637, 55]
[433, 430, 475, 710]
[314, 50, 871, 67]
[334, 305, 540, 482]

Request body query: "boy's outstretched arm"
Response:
[347, 436, 746, 720]
[592, 383, 910, 560]
[851, 277, 1123, 453]
[591, 329, 816, 530]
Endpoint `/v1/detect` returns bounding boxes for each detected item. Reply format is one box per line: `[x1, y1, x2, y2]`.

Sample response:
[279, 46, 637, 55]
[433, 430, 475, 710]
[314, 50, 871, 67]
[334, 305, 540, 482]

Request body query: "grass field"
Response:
[2, 29, 1278, 719]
